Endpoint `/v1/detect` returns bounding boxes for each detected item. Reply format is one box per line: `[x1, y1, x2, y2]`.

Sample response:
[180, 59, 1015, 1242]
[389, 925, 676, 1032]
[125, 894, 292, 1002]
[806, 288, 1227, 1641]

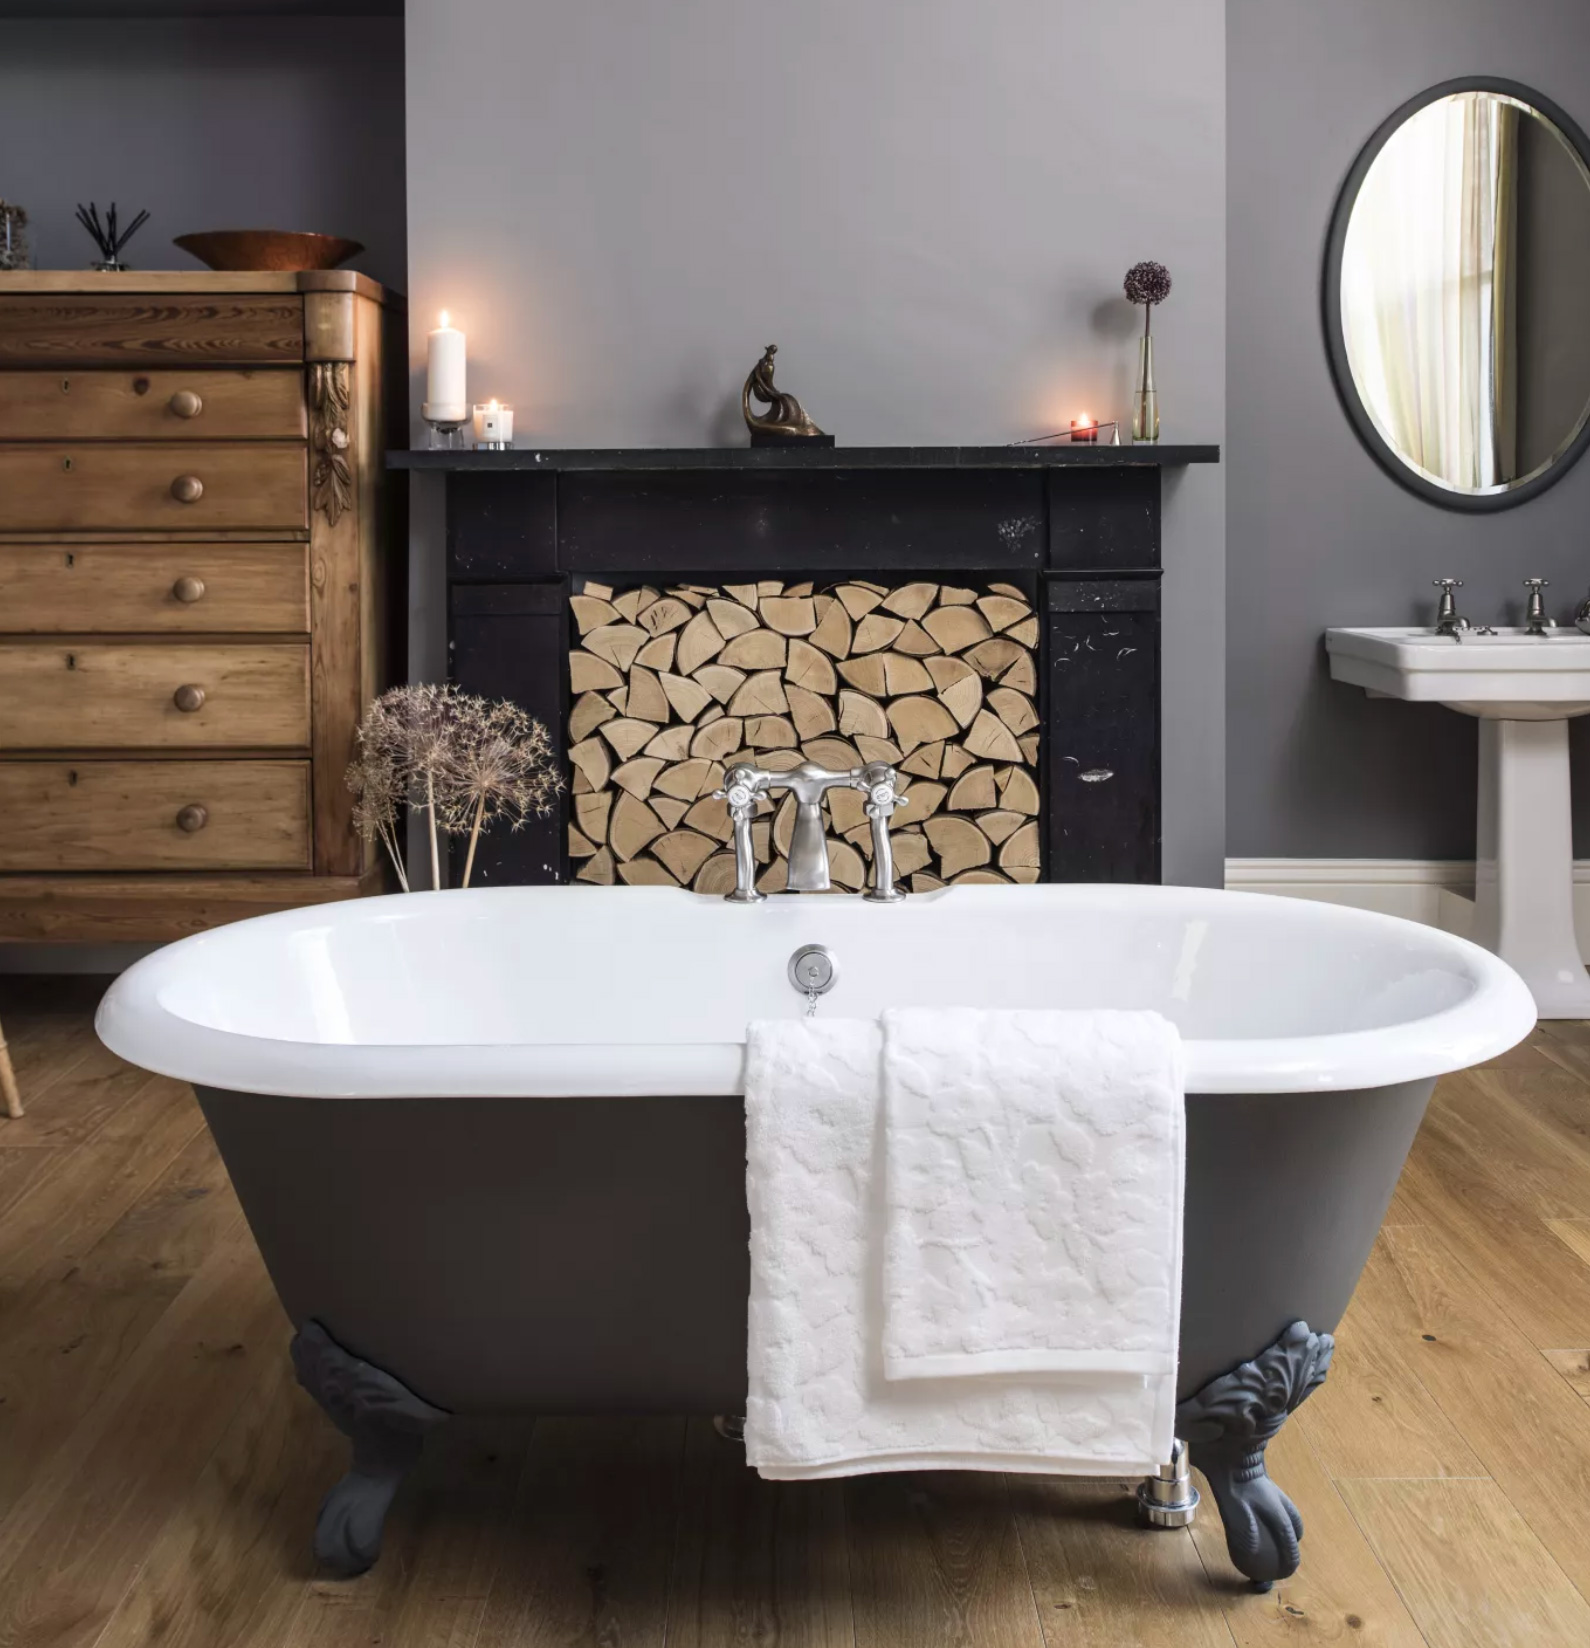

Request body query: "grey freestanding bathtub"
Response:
[96, 883, 1535, 1588]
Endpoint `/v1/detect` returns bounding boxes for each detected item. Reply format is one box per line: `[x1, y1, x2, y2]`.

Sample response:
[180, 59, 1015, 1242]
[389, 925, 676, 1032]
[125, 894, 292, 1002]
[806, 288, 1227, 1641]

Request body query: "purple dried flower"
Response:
[1124, 261, 1172, 307]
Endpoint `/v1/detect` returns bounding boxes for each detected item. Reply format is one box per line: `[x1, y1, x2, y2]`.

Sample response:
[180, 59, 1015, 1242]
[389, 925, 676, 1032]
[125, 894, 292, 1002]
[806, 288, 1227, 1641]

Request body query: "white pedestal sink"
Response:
[1327, 627, 1590, 1018]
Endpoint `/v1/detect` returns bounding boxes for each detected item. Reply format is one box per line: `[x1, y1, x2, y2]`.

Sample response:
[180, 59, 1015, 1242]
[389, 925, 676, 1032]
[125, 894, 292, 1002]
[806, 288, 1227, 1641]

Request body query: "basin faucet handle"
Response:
[1524, 578, 1555, 635]
[859, 763, 910, 904]
[1433, 578, 1469, 637]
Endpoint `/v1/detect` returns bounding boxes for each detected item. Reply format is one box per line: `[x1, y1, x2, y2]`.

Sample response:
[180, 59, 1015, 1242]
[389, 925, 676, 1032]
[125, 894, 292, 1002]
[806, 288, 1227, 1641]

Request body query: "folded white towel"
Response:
[743, 1016, 1182, 1481]
[883, 1007, 1184, 1382]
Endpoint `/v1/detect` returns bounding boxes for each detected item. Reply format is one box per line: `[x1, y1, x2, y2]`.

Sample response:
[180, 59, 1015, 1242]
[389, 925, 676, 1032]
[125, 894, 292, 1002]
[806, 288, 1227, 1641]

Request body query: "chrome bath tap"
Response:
[714, 760, 908, 903]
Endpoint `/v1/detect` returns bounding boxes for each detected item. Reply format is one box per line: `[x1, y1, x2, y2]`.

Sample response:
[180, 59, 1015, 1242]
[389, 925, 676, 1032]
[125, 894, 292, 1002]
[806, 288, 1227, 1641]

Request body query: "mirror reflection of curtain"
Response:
[1342, 92, 1520, 490]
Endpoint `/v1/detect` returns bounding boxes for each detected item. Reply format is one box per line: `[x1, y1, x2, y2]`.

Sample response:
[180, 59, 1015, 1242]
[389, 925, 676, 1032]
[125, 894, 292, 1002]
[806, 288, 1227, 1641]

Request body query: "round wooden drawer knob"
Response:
[176, 805, 209, 834]
[173, 683, 206, 713]
[170, 474, 204, 504]
[168, 389, 203, 419]
[172, 575, 206, 603]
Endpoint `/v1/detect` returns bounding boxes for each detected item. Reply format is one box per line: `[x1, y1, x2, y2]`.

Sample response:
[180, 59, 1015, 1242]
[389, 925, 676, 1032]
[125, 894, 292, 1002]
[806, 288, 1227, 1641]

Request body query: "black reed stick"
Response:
[75, 201, 150, 263]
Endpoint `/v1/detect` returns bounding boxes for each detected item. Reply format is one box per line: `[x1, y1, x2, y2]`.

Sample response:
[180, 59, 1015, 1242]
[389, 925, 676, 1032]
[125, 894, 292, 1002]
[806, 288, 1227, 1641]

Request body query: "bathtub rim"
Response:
[94, 884, 1536, 1098]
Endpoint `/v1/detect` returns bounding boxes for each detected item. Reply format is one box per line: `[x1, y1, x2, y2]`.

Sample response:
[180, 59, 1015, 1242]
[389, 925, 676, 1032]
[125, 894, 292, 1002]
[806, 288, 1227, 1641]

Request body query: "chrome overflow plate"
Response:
[788, 945, 838, 1015]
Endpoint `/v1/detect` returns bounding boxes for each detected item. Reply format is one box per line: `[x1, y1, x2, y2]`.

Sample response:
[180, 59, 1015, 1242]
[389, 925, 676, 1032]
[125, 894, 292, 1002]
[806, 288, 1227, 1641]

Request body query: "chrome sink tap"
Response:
[1433, 578, 1471, 639]
[1524, 578, 1556, 636]
[714, 760, 909, 903]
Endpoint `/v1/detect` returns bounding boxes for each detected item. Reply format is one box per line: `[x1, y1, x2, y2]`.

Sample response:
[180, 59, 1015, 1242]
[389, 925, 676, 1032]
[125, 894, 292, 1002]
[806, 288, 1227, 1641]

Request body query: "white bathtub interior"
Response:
[95, 885, 1535, 1098]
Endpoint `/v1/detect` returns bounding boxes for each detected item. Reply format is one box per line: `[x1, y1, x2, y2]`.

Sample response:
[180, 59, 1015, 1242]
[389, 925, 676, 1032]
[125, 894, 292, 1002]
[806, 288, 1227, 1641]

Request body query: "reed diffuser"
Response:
[347, 684, 561, 891]
[1124, 260, 1172, 443]
[75, 201, 150, 272]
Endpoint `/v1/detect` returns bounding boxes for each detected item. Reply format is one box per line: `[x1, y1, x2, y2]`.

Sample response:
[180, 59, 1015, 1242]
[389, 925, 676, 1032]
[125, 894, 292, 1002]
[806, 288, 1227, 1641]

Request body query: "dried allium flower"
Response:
[351, 682, 476, 891]
[1124, 261, 1172, 339]
[439, 699, 562, 887]
[1124, 260, 1172, 308]
[346, 751, 409, 891]
[348, 683, 562, 892]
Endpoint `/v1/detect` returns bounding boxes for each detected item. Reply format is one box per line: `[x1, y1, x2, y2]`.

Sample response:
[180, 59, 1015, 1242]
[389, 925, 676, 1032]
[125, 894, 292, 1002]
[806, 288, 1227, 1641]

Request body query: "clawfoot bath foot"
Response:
[291, 1321, 450, 1576]
[1166, 1320, 1334, 1589]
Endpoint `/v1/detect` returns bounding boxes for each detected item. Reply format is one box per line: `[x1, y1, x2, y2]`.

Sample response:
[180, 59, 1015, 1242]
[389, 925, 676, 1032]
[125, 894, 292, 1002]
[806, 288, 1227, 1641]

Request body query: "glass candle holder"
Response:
[472, 401, 514, 449]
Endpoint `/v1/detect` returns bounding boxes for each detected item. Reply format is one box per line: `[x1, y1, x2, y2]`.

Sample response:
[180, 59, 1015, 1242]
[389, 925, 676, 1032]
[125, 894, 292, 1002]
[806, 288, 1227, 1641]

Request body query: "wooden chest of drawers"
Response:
[0, 272, 400, 942]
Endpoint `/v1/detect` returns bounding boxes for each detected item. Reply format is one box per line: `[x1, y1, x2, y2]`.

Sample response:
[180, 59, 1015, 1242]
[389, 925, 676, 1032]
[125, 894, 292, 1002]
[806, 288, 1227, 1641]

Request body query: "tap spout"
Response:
[786, 794, 833, 892]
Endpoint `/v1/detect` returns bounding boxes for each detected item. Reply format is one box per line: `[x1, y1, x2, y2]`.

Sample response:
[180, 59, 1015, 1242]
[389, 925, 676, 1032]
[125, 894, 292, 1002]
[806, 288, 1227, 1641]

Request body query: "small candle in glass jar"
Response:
[472, 399, 513, 446]
[1070, 414, 1099, 443]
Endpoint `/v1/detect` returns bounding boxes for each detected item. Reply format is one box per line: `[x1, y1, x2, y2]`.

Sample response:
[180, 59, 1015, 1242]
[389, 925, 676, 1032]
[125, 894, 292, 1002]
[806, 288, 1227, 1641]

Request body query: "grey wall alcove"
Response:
[1229, 0, 1590, 862]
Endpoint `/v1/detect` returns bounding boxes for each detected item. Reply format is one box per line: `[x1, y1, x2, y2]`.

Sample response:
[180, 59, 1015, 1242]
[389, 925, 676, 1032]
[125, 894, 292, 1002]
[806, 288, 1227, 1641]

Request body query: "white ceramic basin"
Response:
[1326, 624, 1590, 1016]
[1326, 626, 1590, 719]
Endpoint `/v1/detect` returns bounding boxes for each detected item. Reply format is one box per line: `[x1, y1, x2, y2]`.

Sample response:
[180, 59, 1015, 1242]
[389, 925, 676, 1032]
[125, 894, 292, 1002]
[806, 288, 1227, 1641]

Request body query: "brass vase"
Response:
[1132, 335, 1160, 443]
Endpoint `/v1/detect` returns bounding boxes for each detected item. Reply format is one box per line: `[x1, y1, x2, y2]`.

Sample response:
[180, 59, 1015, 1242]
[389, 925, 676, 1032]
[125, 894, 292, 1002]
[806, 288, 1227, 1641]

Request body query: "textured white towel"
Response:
[742, 1018, 1180, 1480]
[882, 1008, 1184, 1382]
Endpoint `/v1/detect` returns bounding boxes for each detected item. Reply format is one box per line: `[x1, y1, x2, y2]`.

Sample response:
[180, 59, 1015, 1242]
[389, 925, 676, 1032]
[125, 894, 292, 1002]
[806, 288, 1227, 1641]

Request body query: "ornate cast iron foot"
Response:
[1137, 1438, 1200, 1528]
[1176, 1321, 1334, 1590]
[291, 1320, 449, 1577]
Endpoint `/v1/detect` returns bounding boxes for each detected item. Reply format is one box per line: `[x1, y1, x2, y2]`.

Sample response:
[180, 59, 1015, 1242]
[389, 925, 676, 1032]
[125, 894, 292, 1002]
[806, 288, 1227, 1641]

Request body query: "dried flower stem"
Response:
[425, 769, 441, 889]
[375, 816, 410, 892]
[462, 794, 487, 888]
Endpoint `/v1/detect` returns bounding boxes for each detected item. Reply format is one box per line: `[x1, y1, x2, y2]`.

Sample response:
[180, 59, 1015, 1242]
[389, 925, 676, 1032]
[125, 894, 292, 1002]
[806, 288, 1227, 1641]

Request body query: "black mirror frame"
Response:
[1322, 75, 1590, 513]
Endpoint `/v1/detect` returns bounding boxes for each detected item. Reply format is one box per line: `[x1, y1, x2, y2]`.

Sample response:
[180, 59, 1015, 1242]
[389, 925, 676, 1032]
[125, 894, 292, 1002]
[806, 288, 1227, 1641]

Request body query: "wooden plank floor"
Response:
[3, 979, 1590, 1647]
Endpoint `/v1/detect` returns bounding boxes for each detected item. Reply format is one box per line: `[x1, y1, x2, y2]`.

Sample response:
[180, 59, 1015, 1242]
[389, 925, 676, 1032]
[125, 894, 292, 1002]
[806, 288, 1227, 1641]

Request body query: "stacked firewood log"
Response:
[567, 579, 1041, 892]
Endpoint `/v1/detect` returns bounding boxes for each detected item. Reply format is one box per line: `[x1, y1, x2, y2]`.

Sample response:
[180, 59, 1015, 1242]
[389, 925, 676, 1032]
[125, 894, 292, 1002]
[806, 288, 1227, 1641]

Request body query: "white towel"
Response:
[742, 1016, 1183, 1481]
[882, 1008, 1184, 1382]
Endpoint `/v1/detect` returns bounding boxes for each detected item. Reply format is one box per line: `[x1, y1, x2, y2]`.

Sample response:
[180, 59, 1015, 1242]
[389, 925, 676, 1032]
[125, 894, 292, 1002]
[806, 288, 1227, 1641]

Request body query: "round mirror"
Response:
[1325, 78, 1590, 510]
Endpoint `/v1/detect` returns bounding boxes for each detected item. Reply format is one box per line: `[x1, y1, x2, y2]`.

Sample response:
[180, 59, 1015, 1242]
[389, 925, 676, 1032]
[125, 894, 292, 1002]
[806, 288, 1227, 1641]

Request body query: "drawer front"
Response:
[0, 443, 307, 531]
[0, 760, 310, 871]
[0, 544, 309, 634]
[0, 370, 306, 441]
[0, 296, 303, 367]
[0, 643, 310, 749]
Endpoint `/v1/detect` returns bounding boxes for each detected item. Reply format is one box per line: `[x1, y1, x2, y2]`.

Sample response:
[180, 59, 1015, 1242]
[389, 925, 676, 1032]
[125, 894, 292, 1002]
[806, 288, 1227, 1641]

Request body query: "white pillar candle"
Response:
[424, 311, 466, 422]
[472, 399, 514, 445]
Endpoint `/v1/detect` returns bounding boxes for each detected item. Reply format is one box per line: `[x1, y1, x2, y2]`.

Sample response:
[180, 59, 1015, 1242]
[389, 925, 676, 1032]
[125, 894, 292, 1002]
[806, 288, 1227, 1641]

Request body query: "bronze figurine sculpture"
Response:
[741, 345, 831, 446]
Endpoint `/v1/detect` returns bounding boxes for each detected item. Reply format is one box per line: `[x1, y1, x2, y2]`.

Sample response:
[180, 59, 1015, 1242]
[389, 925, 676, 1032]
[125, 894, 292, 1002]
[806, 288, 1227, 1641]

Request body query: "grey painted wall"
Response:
[404, 0, 1227, 885]
[0, 16, 407, 290]
[1228, 0, 1590, 859]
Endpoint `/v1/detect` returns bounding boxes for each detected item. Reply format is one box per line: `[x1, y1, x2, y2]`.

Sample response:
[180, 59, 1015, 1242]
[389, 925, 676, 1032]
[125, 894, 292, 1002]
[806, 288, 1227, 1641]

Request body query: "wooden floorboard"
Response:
[7, 996, 1590, 1641]
[1340, 1477, 1590, 1645]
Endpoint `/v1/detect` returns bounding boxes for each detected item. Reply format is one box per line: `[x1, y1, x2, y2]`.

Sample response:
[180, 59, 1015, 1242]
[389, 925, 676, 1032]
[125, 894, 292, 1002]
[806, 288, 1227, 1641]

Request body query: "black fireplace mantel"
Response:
[405, 443, 1219, 891]
[391, 443, 1219, 474]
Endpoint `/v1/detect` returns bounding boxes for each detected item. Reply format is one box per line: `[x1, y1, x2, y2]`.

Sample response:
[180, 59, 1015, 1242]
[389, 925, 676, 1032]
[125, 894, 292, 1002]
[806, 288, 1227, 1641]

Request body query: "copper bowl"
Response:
[173, 230, 364, 273]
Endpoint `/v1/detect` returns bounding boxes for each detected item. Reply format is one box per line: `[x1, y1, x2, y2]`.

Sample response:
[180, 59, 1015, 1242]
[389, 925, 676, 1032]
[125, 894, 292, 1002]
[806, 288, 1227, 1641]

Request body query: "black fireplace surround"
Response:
[393, 444, 1219, 890]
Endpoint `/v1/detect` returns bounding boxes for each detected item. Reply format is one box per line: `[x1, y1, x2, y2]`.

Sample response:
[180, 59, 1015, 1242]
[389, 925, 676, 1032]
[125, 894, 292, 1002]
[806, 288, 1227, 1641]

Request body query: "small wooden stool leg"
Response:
[0, 1015, 22, 1119]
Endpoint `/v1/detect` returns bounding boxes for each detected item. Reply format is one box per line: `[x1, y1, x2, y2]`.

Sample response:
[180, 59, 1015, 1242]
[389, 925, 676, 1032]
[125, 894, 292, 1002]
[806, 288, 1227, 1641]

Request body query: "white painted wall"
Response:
[404, 0, 1227, 883]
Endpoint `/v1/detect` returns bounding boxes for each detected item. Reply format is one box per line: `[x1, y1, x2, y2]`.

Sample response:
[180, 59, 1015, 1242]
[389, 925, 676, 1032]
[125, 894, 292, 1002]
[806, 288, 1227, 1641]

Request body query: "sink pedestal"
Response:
[1474, 718, 1590, 1019]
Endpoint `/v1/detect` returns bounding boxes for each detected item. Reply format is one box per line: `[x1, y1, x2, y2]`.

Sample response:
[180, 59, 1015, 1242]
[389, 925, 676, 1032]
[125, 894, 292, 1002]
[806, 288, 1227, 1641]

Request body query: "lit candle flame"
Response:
[488, 398, 500, 411]
[1075, 413, 1094, 427]
[438, 310, 450, 329]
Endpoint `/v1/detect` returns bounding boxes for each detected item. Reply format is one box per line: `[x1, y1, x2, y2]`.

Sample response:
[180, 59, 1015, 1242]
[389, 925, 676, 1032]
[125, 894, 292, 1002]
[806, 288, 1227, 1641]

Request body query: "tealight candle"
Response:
[472, 399, 513, 448]
[1070, 414, 1099, 443]
[424, 311, 466, 423]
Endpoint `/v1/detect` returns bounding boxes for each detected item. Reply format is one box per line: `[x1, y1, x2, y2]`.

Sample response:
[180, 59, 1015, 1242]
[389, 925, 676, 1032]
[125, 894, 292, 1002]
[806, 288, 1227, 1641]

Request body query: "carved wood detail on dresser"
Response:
[0, 272, 401, 942]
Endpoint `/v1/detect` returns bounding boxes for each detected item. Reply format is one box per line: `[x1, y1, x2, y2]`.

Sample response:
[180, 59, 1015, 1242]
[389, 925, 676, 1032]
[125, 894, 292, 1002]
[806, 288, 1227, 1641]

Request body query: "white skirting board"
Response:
[1224, 858, 1590, 950]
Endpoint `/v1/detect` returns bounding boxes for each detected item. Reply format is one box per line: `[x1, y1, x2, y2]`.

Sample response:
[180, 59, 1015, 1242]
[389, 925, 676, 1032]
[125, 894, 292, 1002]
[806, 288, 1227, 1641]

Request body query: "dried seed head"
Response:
[439, 698, 562, 834]
[1123, 260, 1172, 307]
